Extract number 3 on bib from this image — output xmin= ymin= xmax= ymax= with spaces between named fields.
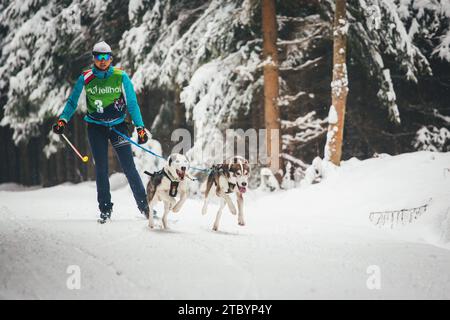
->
xmin=95 ymin=100 xmax=104 ymax=113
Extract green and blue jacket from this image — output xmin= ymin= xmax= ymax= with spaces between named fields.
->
xmin=59 ymin=65 xmax=145 ymax=127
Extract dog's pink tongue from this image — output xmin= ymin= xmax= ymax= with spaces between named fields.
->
xmin=239 ymin=186 xmax=247 ymax=193
xmin=177 ymin=170 xmax=185 ymax=179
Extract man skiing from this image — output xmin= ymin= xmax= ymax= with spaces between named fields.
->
xmin=52 ymin=41 xmax=150 ymax=223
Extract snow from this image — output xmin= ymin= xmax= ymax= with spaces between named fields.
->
xmin=339 ymin=0 xmax=434 ymax=123
xmin=1 ymin=151 xmax=449 ymax=299
xmin=281 ymin=111 xmax=327 ymax=152
xmin=365 ymin=4 xmax=381 ymax=30
xmin=258 ymin=168 xmax=280 ymax=192
xmin=377 ymin=68 xmax=401 ymax=124
xmin=414 ymin=126 xmax=450 ymax=152
xmin=396 ymin=0 xmax=450 ymax=62
xmin=433 ymin=30 xmax=450 ymax=62
xmin=324 ymin=127 xmax=336 ymax=162
xmin=334 ymin=18 xmax=349 ymax=36
xmin=433 ymin=109 xmax=450 ymax=124
xmin=128 ymin=0 xmax=145 ymax=22
xmin=123 ymin=0 xmax=244 ymax=91
xmin=0 ymin=0 xmax=113 ymax=146
xmin=331 ymin=63 xmax=348 ymax=98
xmin=327 ymin=105 xmax=338 ymax=124
xmin=180 ymin=45 xmax=262 ymax=167
xmin=239 ymin=0 xmax=254 ymax=26
xmin=278 ymin=91 xmax=306 ymax=106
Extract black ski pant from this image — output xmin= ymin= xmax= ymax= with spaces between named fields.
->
xmin=87 ymin=122 xmax=148 ymax=213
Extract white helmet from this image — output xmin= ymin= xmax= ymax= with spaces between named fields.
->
xmin=92 ymin=41 xmax=112 ymax=54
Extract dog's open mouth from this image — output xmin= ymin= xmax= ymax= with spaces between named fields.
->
xmin=237 ymin=184 xmax=247 ymax=193
xmin=176 ymin=169 xmax=185 ymax=180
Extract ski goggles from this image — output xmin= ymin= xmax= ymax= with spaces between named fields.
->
xmin=93 ymin=53 xmax=112 ymax=61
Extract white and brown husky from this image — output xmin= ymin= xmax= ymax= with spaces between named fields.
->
xmin=145 ymin=153 xmax=191 ymax=229
xmin=202 ymin=156 xmax=251 ymax=231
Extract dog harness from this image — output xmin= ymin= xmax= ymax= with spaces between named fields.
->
xmin=226 ymin=182 xmax=236 ymax=194
xmin=210 ymin=165 xmax=237 ymax=194
xmin=144 ymin=169 xmax=180 ymax=197
xmin=163 ymin=170 xmax=180 ymax=197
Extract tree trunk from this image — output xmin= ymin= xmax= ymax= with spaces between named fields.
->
xmin=261 ymin=0 xmax=282 ymax=178
xmin=174 ymin=84 xmax=186 ymax=129
xmin=324 ymin=0 xmax=349 ymax=165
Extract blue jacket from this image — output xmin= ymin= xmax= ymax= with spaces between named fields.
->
xmin=59 ymin=66 xmax=145 ymax=127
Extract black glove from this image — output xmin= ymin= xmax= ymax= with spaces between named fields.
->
xmin=52 ymin=119 xmax=66 ymax=135
xmin=137 ymin=127 xmax=148 ymax=144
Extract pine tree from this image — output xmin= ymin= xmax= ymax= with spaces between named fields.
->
xmin=1 ymin=0 xmax=448 ymax=186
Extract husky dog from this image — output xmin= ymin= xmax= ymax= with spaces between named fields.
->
xmin=145 ymin=153 xmax=190 ymax=229
xmin=202 ymin=156 xmax=251 ymax=231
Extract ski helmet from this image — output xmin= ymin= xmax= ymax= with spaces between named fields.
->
xmin=92 ymin=41 xmax=112 ymax=55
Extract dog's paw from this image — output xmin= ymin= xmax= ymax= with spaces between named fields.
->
xmin=212 ymin=225 xmax=218 ymax=231
xmin=238 ymin=217 xmax=245 ymax=226
xmin=230 ymin=206 xmax=237 ymax=216
xmin=148 ymin=216 xmax=155 ymax=229
xmin=172 ymin=204 xmax=181 ymax=213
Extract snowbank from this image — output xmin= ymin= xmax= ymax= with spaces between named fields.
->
xmin=0 ymin=151 xmax=449 ymax=299
xmin=262 ymin=151 xmax=450 ymax=248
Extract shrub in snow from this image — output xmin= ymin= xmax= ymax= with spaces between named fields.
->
xmin=372 ymin=153 xmax=392 ymax=159
xmin=281 ymin=161 xmax=296 ymax=189
xmin=280 ymin=154 xmax=307 ymax=189
xmin=301 ymin=156 xmax=338 ymax=187
xmin=258 ymin=168 xmax=280 ymax=192
xmin=301 ymin=156 xmax=322 ymax=186
xmin=413 ymin=126 xmax=450 ymax=152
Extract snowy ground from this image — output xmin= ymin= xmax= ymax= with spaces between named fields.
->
xmin=0 ymin=151 xmax=449 ymax=299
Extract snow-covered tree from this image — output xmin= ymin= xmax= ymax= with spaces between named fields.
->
xmin=1 ymin=0 xmax=448 ymax=186
xmin=413 ymin=126 xmax=450 ymax=152
xmin=321 ymin=0 xmax=432 ymax=125
xmin=396 ymin=0 xmax=450 ymax=63
xmin=0 ymin=0 xmax=130 ymax=145
xmin=119 ymin=0 xmax=262 ymax=167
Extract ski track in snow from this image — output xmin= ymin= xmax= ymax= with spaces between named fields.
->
xmin=0 ymin=151 xmax=450 ymax=299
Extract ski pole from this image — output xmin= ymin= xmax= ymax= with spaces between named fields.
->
xmin=61 ymin=134 xmax=89 ymax=163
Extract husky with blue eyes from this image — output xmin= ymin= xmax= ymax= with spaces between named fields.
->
xmin=145 ymin=153 xmax=191 ymax=229
xmin=202 ymin=156 xmax=251 ymax=231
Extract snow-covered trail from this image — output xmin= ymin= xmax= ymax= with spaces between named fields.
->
xmin=1 ymin=152 xmax=449 ymax=299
